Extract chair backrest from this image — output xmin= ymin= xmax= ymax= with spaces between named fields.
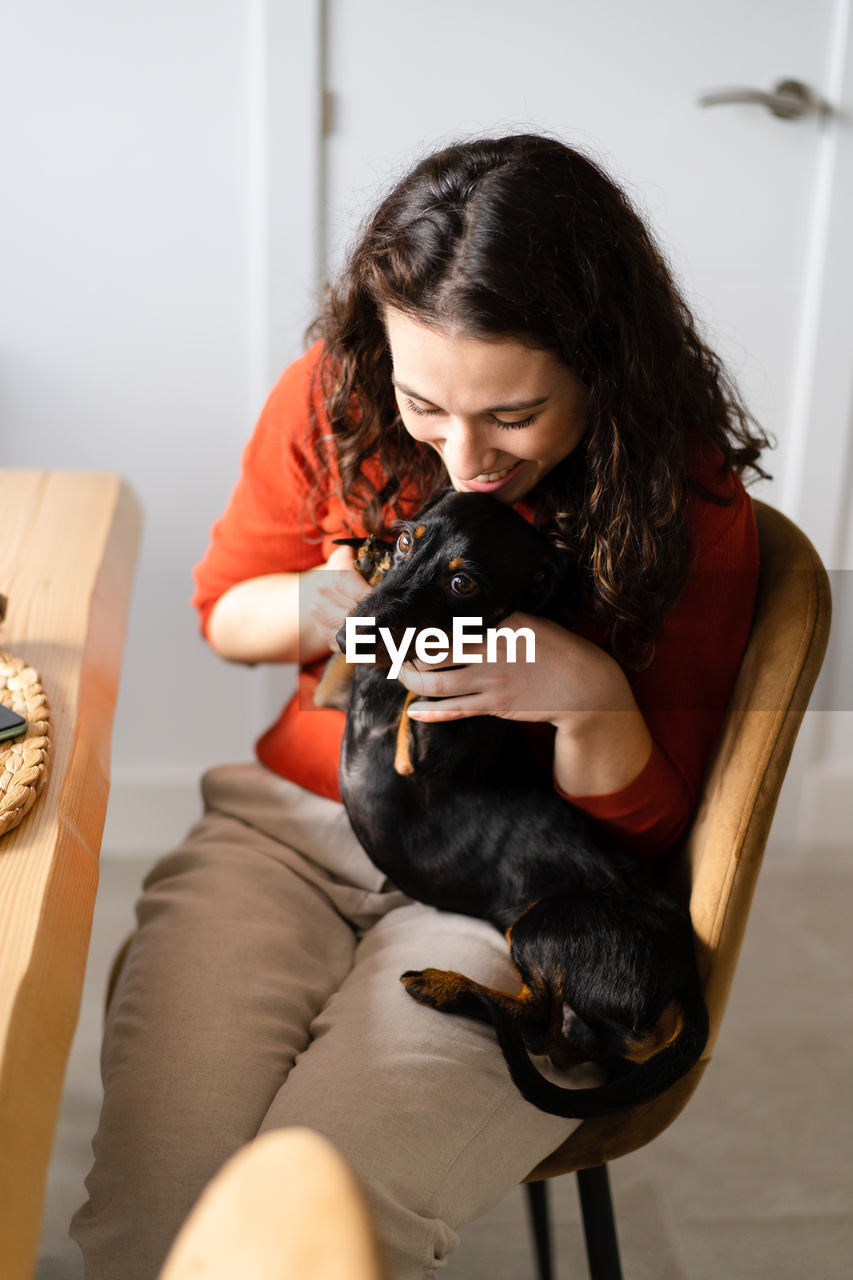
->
xmin=528 ymin=500 xmax=832 ymax=1178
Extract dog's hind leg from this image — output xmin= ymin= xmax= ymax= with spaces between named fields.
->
xmin=400 ymin=967 xmax=546 ymax=1026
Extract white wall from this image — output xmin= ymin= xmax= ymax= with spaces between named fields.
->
xmin=1 ymin=2 xmax=320 ymax=851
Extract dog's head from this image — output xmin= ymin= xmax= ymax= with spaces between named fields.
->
xmin=336 ymin=491 xmax=571 ymax=662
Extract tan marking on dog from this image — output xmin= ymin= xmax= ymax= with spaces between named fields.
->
xmin=393 ymin=689 xmax=418 ymax=776
xmin=448 ymin=556 xmax=466 ymax=570
xmin=413 ymin=524 xmax=426 ymax=539
xmin=367 ymin=550 xmax=392 ymax=586
xmin=403 ymin=968 xmax=536 ymax=1012
xmin=402 ymin=969 xmax=470 ymax=1002
xmin=313 ymin=654 xmax=354 ymax=708
xmin=622 ymin=1000 xmax=685 ymax=1064
xmin=504 ymin=900 xmax=540 ymax=944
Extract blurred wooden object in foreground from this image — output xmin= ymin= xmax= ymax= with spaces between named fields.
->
xmin=160 ymin=1128 xmax=387 ymax=1280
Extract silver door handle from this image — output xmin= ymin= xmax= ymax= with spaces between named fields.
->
xmin=697 ymin=78 xmax=818 ymax=120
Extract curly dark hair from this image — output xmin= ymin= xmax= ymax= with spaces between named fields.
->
xmin=307 ymin=133 xmax=770 ymax=654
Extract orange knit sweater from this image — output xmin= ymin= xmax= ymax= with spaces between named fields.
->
xmin=192 ymin=342 xmax=759 ymax=857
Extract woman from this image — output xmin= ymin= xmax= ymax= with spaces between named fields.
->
xmin=72 ymin=134 xmax=768 ymax=1279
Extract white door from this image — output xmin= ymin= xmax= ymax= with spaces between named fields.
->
xmin=323 ymin=0 xmax=846 ymax=551
xmin=311 ymin=0 xmax=853 ymax=845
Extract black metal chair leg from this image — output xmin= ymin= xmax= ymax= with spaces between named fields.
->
xmin=524 ymin=1180 xmax=554 ymax=1280
xmin=575 ymin=1164 xmax=624 ymax=1280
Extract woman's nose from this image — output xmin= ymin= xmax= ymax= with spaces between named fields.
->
xmin=441 ymin=420 xmax=498 ymax=480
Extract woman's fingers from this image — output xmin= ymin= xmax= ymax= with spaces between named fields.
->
xmin=323 ymin=545 xmax=360 ymax=572
xmin=307 ymin=549 xmax=374 ymax=651
xmin=397 ymin=663 xmax=480 ymax=699
xmin=406 ymin=695 xmax=485 ymax=722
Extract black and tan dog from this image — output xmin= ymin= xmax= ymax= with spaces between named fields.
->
xmin=328 ymin=491 xmax=708 ymax=1119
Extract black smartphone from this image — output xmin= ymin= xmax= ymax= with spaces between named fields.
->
xmin=0 ymin=704 xmax=27 ymax=742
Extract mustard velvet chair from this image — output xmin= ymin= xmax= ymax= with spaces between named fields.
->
xmin=521 ymin=499 xmax=832 ymax=1280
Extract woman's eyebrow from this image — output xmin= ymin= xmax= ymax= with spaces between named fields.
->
xmin=392 ymin=377 xmax=549 ymax=413
xmin=483 ymin=396 xmax=549 ymax=412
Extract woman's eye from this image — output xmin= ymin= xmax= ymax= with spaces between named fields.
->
xmin=405 ymin=397 xmax=440 ymax=417
xmin=397 ymin=531 xmax=414 ymax=554
xmin=404 ymin=397 xmax=537 ymax=429
xmin=450 ymin=574 xmax=476 ymax=596
xmin=489 ymin=413 xmax=538 ymax=430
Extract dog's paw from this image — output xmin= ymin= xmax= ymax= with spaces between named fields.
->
xmin=400 ymin=968 xmax=439 ymax=1007
xmin=400 ymin=967 xmax=467 ymax=1009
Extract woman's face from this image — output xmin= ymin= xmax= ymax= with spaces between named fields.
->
xmin=386 ymin=307 xmax=587 ymax=505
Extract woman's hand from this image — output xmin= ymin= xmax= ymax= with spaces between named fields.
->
xmin=397 ymin=612 xmax=619 ymax=724
xmin=205 ymin=546 xmax=373 ymax=668
xmin=308 ymin=545 xmax=374 ymax=654
xmin=397 ymin=612 xmax=653 ymax=796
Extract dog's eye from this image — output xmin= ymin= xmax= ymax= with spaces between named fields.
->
xmin=450 ymin=574 xmax=477 ymax=597
xmin=397 ymin=531 xmax=414 ymax=555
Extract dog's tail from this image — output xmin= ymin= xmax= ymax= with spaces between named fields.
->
xmin=484 ymin=985 xmax=709 ymax=1119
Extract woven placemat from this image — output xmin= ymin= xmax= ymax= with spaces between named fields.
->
xmin=0 ymin=647 xmax=52 ymax=838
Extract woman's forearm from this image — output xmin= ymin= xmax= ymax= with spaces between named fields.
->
xmin=399 ymin=611 xmax=655 ymax=796
xmin=206 ymin=572 xmax=330 ymax=666
xmin=552 ymin=707 xmax=653 ymax=798
xmin=543 ymin=630 xmax=654 ymax=798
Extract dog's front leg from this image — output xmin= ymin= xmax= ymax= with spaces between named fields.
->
xmin=313 ymin=653 xmax=355 ymax=711
xmin=393 ymin=690 xmax=418 ymax=775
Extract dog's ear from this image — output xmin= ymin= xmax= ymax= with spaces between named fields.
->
xmin=333 ymin=534 xmax=395 ymax=586
xmin=332 ymin=534 xmax=395 ymax=556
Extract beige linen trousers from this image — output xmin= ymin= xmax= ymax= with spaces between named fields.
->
xmin=71 ymin=763 xmax=593 ymax=1278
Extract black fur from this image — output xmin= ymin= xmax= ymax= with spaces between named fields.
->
xmin=336 ymin=491 xmax=708 ymax=1118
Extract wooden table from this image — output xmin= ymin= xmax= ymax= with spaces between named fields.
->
xmin=0 ymin=471 xmax=141 ymax=1279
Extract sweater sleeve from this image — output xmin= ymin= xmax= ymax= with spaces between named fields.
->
xmin=559 ymin=472 xmax=759 ymax=856
xmin=191 ymin=342 xmax=334 ymax=637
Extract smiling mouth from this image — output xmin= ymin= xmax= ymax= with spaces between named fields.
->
xmin=471 ymin=464 xmax=515 ymax=483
